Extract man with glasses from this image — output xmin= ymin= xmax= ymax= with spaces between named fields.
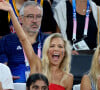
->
xmin=0 ymin=1 xmax=49 ymax=83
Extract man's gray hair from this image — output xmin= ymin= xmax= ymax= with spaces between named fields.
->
xmin=19 ymin=1 xmax=43 ymax=16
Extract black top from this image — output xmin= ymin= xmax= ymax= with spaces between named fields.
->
xmin=66 ymin=1 xmax=97 ymax=49
xmin=0 ymin=10 xmax=10 ymax=36
xmin=41 ymin=0 xmax=56 ymax=33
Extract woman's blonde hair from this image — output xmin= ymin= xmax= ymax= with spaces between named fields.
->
xmin=42 ymin=33 xmax=72 ymax=82
xmin=89 ymin=45 xmax=100 ymax=89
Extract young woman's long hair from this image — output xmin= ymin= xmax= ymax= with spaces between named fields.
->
xmin=42 ymin=33 xmax=72 ymax=82
xmin=89 ymin=45 xmax=100 ymax=89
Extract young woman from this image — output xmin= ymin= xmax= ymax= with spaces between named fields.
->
xmin=81 ymin=45 xmax=100 ymax=90
xmin=26 ymin=73 xmax=49 ymax=90
xmin=0 ymin=0 xmax=73 ymax=90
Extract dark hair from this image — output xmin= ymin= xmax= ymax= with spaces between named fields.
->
xmin=26 ymin=73 xmax=49 ymax=90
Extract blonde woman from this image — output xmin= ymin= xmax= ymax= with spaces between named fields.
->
xmin=23 ymin=33 xmax=73 ymax=90
xmin=26 ymin=33 xmax=73 ymax=90
xmin=24 ymin=32 xmax=73 ymax=90
xmin=81 ymin=45 xmax=100 ymax=90
xmin=0 ymin=0 xmax=73 ymax=89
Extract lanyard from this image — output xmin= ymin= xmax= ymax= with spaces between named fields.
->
xmin=38 ymin=31 xmax=41 ymax=58
xmin=38 ymin=43 xmax=41 ymax=58
xmin=23 ymin=49 xmax=30 ymax=80
xmin=23 ymin=49 xmax=29 ymax=67
xmin=72 ymin=0 xmax=90 ymax=42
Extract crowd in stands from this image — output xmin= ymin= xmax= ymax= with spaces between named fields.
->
xmin=0 ymin=0 xmax=100 ymax=90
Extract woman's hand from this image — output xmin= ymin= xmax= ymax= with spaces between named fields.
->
xmin=0 ymin=0 xmax=12 ymax=12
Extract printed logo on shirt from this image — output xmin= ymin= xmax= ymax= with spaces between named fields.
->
xmin=16 ymin=45 xmax=22 ymax=50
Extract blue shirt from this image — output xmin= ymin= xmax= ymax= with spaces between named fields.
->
xmin=0 ymin=32 xmax=48 ymax=83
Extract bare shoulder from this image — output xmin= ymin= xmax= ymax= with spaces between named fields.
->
xmin=66 ymin=73 xmax=73 ymax=85
xmin=81 ymin=75 xmax=91 ymax=90
xmin=64 ymin=73 xmax=73 ymax=80
xmin=62 ymin=73 xmax=73 ymax=90
xmin=81 ymin=75 xmax=90 ymax=83
xmin=67 ymin=73 xmax=73 ymax=78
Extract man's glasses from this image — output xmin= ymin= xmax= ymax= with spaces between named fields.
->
xmin=24 ymin=14 xmax=42 ymax=21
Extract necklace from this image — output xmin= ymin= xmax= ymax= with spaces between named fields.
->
xmin=76 ymin=0 xmax=87 ymax=13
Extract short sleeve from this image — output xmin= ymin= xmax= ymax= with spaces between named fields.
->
xmin=0 ymin=63 xmax=14 ymax=89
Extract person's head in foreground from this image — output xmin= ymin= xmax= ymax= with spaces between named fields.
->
xmin=42 ymin=33 xmax=72 ymax=81
xmin=26 ymin=73 xmax=49 ymax=90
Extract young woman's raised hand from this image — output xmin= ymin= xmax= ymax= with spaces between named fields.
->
xmin=0 ymin=0 xmax=12 ymax=12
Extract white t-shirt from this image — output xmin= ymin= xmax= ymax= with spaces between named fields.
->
xmin=0 ymin=63 xmax=14 ymax=89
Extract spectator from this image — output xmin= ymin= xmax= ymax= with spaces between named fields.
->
xmin=81 ymin=45 xmax=100 ymax=90
xmin=0 ymin=1 xmax=48 ymax=83
xmin=0 ymin=1 xmax=73 ymax=89
xmin=54 ymin=0 xmax=99 ymax=54
xmin=9 ymin=0 xmax=57 ymax=34
xmin=18 ymin=31 xmax=74 ymax=89
xmin=0 ymin=0 xmax=56 ymax=37
xmin=26 ymin=73 xmax=49 ymax=90
xmin=0 ymin=63 xmax=14 ymax=90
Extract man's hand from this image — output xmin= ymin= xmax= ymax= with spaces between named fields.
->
xmin=12 ymin=76 xmax=20 ymax=80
